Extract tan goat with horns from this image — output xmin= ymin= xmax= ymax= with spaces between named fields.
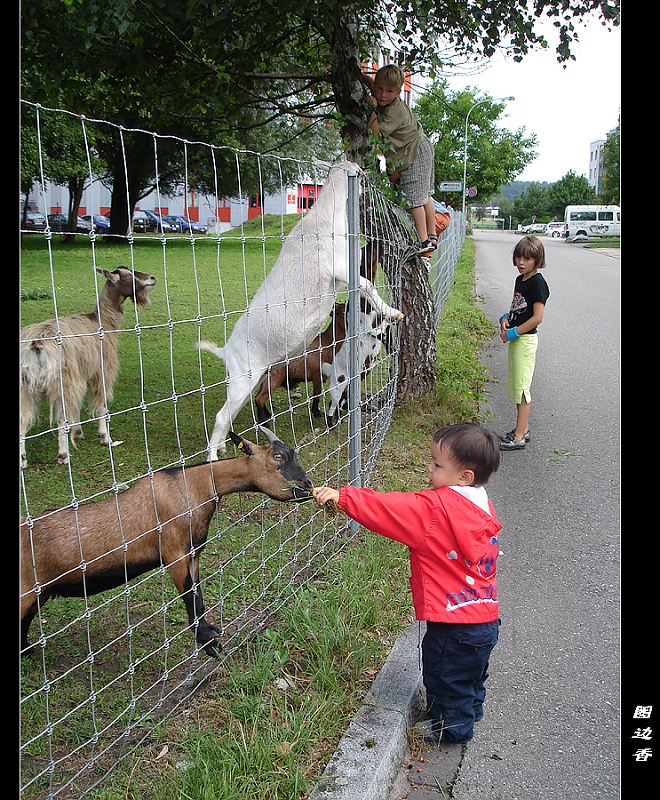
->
xmin=20 ymin=266 xmax=156 ymax=467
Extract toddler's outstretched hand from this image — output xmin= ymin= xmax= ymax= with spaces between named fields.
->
xmin=313 ymin=486 xmax=341 ymax=513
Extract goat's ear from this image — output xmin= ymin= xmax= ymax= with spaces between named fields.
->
xmin=228 ymin=431 xmax=254 ymax=456
xmin=96 ymin=268 xmax=119 ymax=283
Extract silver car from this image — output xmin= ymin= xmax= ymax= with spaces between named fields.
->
xmin=545 ymin=222 xmax=567 ymax=238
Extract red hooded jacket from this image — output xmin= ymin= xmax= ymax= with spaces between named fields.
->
xmin=338 ymin=484 xmax=502 ymax=624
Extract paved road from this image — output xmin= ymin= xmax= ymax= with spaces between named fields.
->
xmin=450 ymin=230 xmax=620 ymax=798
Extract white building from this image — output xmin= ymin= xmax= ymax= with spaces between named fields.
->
xmin=588 ymin=139 xmax=606 ymax=194
xmin=25 ymin=177 xmax=323 ymax=233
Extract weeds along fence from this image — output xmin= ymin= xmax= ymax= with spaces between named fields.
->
xmin=19 ymin=100 xmax=466 ymax=799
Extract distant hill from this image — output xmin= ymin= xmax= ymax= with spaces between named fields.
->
xmin=498 ymin=181 xmax=552 ymax=202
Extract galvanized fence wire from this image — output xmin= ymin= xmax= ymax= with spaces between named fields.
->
xmin=19 ymin=101 xmax=465 ymax=799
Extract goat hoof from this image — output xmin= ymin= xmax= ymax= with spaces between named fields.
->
xmin=58 ymin=453 xmax=69 ymax=465
xmin=202 ymin=638 xmax=222 ymax=658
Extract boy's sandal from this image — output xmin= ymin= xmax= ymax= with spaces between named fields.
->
xmin=428 ymin=234 xmax=438 ymax=248
xmin=503 ymin=429 xmax=530 ymax=443
xmin=499 ymin=431 xmax=527 ymax=450
xmin=416 ymin=238 xmax=436 ymax=255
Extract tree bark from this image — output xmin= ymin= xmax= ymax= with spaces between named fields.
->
xmin=394 ymin=255 xmax=436 ymax=401
xmin=327 ymin=14 xmax=370 ymax=164
xmin=362 ymin=196 xmax=437 ymax=402
xmin=63 ymin=175 xmax=85 ymax=244
xmin=104 ymin=136 xmax=156 ymax=239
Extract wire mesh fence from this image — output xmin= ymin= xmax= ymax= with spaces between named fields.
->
xmin=19 ymin=101 xmax=466 ymax=798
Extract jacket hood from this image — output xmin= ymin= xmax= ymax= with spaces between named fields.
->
xmin=437 ymin=487 xmax=502 ymax=565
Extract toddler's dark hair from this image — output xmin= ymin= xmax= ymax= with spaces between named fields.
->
xmin=433 ymin=423 xmax=500 ymax=486
xmin=513 ymin=235 xmax=546 ymax=268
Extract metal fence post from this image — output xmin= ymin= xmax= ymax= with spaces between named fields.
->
xmin=347 ymin=170 xmax=362 ymax=489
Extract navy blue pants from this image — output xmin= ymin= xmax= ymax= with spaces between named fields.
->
xmin=422 ymin=619 xmax=500 ymax=743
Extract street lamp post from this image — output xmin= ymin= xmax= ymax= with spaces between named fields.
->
xmin=461 ymin=96 xmax=515 ymax=218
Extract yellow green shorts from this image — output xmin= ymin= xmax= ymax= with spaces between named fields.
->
xmin=508 ymin=333 xmax=538 ymax=404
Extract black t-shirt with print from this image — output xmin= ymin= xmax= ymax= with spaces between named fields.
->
xmin=508 ymin=272 xmax=550 ymax=334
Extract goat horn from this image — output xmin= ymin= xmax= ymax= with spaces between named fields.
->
xmin=258 ymin=425 xmax=282 ymax=444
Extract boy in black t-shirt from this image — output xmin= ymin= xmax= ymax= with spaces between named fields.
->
xmin=498 ymin=236 xmax=550 ymax=451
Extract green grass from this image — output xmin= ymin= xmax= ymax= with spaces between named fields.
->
xmin=580 ymin=236 xmax=620 ymax=248
xmin=20 ymin=227 xmax=493 ymax=799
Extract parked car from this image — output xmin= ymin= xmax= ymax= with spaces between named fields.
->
xmin=21 ymin=211 xmax=47 ymax=232
xmin=165 ymin=214 xmax=208 ymax=234
xmin=81 ymin=214 xmax=111 ymax=232
xmin=139 ymin=209 xmax=177 ymax=233
xmin=132 ymin=212 xmax=148 ymax=233
xmin=47 ymin=213 xmax=92 ymax=232
xmin=545 ymin=221 xmax=568 ymax=238
xmin=522 ymin=223 xmax=546 ymax=234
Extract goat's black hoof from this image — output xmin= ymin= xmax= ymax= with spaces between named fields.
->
xmin=198 ymin=622 xmax=222 ymax=658
xmin=202 ymin=638 xmax=222 ymax=658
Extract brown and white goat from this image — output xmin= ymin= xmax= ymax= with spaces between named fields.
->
xmin=253 ymin=242 xmax=390 ymax=424
xmin=323 ymin=305 xmax=392 ymax=424
xmin=20 ymin=427 xmax=313 ymax=658
xmin=254 ymin=302 xmax=348 ymax=423
xmin=20 ymin=266 xmax=156 ymax=467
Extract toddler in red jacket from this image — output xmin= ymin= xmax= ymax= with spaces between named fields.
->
xmin=313 ymin=422 xmax=501 ymax=744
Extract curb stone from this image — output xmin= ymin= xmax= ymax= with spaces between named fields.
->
xmin=309 ymin=623 xmax=424 ymax=800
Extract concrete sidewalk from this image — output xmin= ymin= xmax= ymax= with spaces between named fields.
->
xmin=309 ymin=623 xmax=465 ymax=800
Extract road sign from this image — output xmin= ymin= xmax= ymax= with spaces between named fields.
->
xmin=439 ymin=181 xmax=463 ymax=192
xmin=468 ymin=187 xmax=478 ymax=197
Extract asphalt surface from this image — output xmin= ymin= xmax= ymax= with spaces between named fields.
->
xmin=312 ymin=231 xmax=622 ymax=800
xmin=440 ymin=231 xmax=621 ymax=799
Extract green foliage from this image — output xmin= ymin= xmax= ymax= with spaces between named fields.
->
xmin=413 ymin=80 xmax=537 ymax=202
xmin=22 ymin=1 xmax=619 ymax=214
xmin=546 ymin=171 xmax=596 ymax=217
xmin=600 ymin=125 xmax=620 ymax=204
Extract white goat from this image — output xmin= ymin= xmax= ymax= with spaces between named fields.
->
xmin=20 ymin=267 xmax=156 ymax=467
xmin=199 ymin=160 xmax=403 ymax=459
xmin=323 ymin=305 xmax=391 ymax=422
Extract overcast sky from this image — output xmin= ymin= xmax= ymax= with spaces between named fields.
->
xmin=441 ymin=15 xmax=621 ymax=183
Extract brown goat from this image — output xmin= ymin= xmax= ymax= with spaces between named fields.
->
xmin=20 ymin=427 xmax=313 ymax=658
xmin=20 ymin=266 xmax=156 ymax=467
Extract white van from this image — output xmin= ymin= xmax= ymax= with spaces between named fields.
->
xmin=564 ymin=205 xmax=620 ymax=238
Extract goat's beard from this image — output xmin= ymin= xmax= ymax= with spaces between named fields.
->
xmin=135 ymin=289 xmax=154 ymax=308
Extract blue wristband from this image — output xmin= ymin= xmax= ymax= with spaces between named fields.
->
xmin=505 ymin=326 xmax=521 ymax=341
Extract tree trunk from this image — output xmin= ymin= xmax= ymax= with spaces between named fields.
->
xmin=106 ymin=138 xmax=155 ymax=240
xmin=63 ymin=175 xmax=85 ymax=244
xmin=362 ymin=193 xmax=437 ymax=402
xmin=327 ymin=14 xmax=370 ymax=165
xmin=394 ymin=255 xmax=437 ymax=401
